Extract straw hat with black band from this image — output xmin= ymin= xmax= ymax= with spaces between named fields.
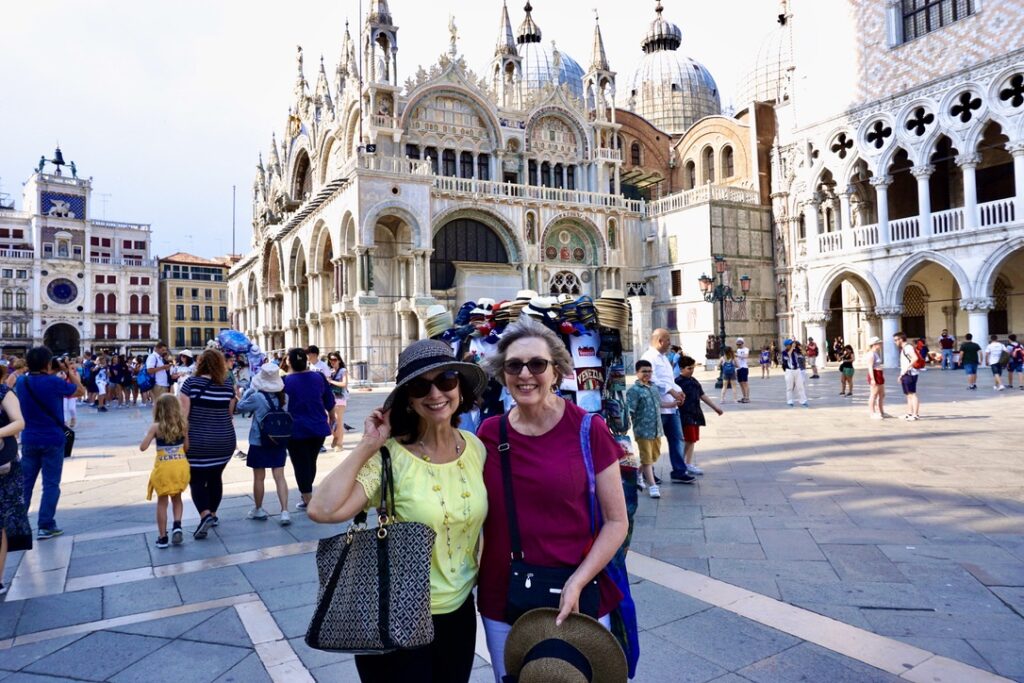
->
xmin=503 ymin=608 xmax=627 ymax=683
xmin=382 ymin=339 xmax=488 ymax=413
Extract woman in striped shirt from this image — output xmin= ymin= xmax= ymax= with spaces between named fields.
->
xmin=179 ymin=349 xmax=238 ymax=539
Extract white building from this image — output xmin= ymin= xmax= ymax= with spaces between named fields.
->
xmin=0 ymin=150 xmax=159 ymax=357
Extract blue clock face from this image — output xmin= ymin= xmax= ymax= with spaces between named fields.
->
xmin=47 ymin=279 xmax=78 ymax=305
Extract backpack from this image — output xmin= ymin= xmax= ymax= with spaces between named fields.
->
xmin=136 ymin=367 xmax=155 ymax=392
xmin=1011 ymin=344 xmax=1024 ymax=362
xmin=258 ymin=392 xmax=293 ymax=446
xmin=80 ymin=361 xmax=94 ymax=383
xmin=721 ymin=360 xmax=736 ymax=377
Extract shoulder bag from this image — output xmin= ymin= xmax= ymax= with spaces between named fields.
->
xmin=500 ymin=414 xmax=601 ymax=624
xmin=305 ymin=446 xmax=436 ymax=653
xmin=0 ymin=386 xmax=19 ymax=474
xmin=23 ymin=376 xmax=75 ymax=459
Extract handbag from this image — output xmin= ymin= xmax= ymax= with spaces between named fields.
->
xmin=499 ymin=414 xmax=601 ymax=625
xmin=23 ymin=376 xmax=75 ymax=459
xmin=0 ymin=385 xmax=18 ymax=474
xmin=305 ymin=446 xmax=436 ymax=653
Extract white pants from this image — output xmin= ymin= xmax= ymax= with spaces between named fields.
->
xmin=785 ymin=369 xmax=807 ymax=404
xmin=483 ymin=613 xmax=611 ymax=683
xmin=63 ymin=397 xmax=78 ymax=423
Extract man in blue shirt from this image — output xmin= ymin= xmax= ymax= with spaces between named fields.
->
xmin=16 ymin=346 xmax=85 ymax=539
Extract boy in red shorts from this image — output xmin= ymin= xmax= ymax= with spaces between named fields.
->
xmin=674 ymin=356 xmax=724 ymax=476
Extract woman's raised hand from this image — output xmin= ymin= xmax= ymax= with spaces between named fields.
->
xmin=362 ymin=408 xmax=391 ymax=449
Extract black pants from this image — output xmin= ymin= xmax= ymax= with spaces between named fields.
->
xmin=287 ymin=436 xmax=324 ymax=494
xmin=355 ymin=594 xmax=477 ymax=683
xmin=189 ymin=462 xmax=228 ymax=514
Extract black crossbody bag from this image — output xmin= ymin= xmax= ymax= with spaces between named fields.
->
xmin=23 ymin=376 xmax=75 ymax=459
xmin=499 ymin=414 xmax=600 ymax=624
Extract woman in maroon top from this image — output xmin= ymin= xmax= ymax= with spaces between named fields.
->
xmin=478 ymin=316 xmax=628 ymax=682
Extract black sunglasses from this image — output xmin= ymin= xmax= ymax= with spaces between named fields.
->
xmin=503 ymin=358 xmax=554 ymax=376
xmin=406 ymin=370 xmax=460 ymax=398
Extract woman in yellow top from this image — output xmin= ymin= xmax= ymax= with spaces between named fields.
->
xmin=309 ymin=339 xmax=488 ymax=683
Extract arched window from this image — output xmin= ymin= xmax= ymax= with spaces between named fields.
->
xmin=292 ymin=151 xmax=312 ymax=200
xmin=553 ymin=164 xmax=564 ymax=189
xmin=424 ymin=147 xmax=439 ymax=175
xmin=15 ymin=289 xmax=26 ymax=310
xmin=528 ymin=160 xmax=538 ymax=185
xmin=1 ymin=289 xmax=11 ymax=310
xmin=607 ymin=219 xmax=617 ymax=250
xmin=541 ymin=162 xmax=552 ymax=188
xmin=430 ymin=219 xmax=509 ymax=290
xmin=442 ymin=149 xmax=457 ymax=176
xmin=989 ymin=276 xmax=1010 ymax=335
xmin=631 ymin=142 xmax=642 ymax=166
xmin=130 ymin=294 xmax=139 ymax=314
xmin=141 ymin=295 xmax=151 ymax=314
xmin=703 ymin=147 xmax=715 ymax=183
xmin=107 ymin=293 xmax=117 ymax=313
xmin=566 ymin=166 xmax=576 ymax=190
xmin=459 ymin=151 xmax=474 ymax=179
xmin=95 ymin=293 xmax=105 ymax=313
xmin=477 ymin=153 xmax=491 ymax=181
xmin=685 ymin=161 xmax=696 ymax=190
xmin=722 ymin=146 xmax=735 ymax=178
xmin=550 ymin=271 xmax=582 ymax=295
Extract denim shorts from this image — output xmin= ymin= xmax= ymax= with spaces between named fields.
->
xmin=963 ymin=363 xmax=978 ymax=375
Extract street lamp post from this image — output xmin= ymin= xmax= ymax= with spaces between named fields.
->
xmin=698 ymin=256 xmax=752 ymax=389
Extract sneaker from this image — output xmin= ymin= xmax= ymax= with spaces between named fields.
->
xmin=194 ymin=514 xmax=214 ymax=539
xmin=319 ymin=446 xmax=328 ymax=453
xmin=687 ymin=463 xmax=704 ymax=475
xmin=636 ymin=477 xmax=646 ymax=491
xmin=296 ymin=501 xmax=308 ymax=511
xmin=211 ymin=515 xmax=219 ymax=527
xmin=670 ymin=473 xmax=696 ymax=485
xmin=37 ymin=527 xmax=64 ymax=540
xmin=903 ymin=414 xmax=918 ymax=421
xmin=870 ymin=413 xmax=883 ymax=420
xmin=98 ymin=406 xmax=108 ymax=413
xmin=787 ymin=401 xmax=794 ymax=407
xmin=247 ymin=507 xmax=269 ymax=521
xmin=997 ymin=385 xmax=1006 ymax=391
xmin=802 ymin=402 xmax=809 ymax=408
xmin=279 ymin=510 xmax=292 ymax=526
xmin=648 ymin=484 xmax=661 ymax=499
xmin=155 ymin=536 xmax=169 ymax=549
xmin=234 ymin=449 xmax=247 ymax=460
xmin=171 ymin=526 xmax=184 ymax=545
xmin=654 ymin=475 xmax=662 ymax=485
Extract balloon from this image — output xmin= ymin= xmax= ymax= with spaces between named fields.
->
xmin=560 ymin=321 xmax=575 ymax=335
xmin=217 ymin=329 xmax=252 ymax=353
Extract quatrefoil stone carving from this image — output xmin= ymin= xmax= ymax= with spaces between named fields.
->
xmin=950 ymin=92 xmax=982 ymax=123
xmin=866 ymin=121 xmax=892 ymax=149
xmin=905 ymin=107 xmax=934 ymax=136
xmin=831 ymin=133 xmax=854 ymax=159
xmin=1000 ymin=74 xmax=1024 ymax=108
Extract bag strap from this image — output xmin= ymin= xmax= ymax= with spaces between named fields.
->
xmin=499 ymin=414 xmax=525 ymax=561
xmin=579 ymin=413 xmax=600 ymax=538
xmin=23 ymin=376 xmax=67 ymax=431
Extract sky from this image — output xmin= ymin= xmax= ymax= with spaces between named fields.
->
xmin=0 ymin=0 xmax=781 ymax=259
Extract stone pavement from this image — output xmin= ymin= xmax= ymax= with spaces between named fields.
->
xmin=1 ymin=365 xmax=1022 ymax=681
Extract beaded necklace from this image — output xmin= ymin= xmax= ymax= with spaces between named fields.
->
xmin=412 ymin=431 xmax=474 ymax=575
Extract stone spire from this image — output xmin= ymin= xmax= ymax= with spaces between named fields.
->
xmin=495 ymin=1 xmax=518 ymax=57
xmin=269 ymin=132 xmax=281 ymax=175
xmin=315 ymin=55 xmax=333 ymax=111
xmin=590 ymin=10 xmax=609 ymax=71
xmin=517 ymin=1 xmax=541 ymax=44
xmin=368 ymin=0 xmax=392 ymax=24
xmin=294 ymin=45 xmax=308 ymax=100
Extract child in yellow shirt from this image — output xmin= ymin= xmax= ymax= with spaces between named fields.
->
xmin=142 ymin=394 xmax=190 ymax=548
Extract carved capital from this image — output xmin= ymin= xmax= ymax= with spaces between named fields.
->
xmin=874 ymin=305 xmax=903 ymax=317
xmin=960 ymin=297 xmax=995 ymax=312
xmin=910 ymin=165 xmax=935 ymax=179
xmin=804 ymin=311 xmax=831 ymax=325
xmin=1007 ymin=141 xmax=1024 ymax=157
xmin=955 ymin=153 xmax=981 ymax=168
xmin=869 ymin=175 xmax=893 ymax=189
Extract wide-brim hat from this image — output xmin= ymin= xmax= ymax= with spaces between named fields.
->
xmin=179 ymin=349 xmax=194 ymax=358
xmin=868 ymin=336 xmax=882 ymax=346
xmin=424 ymin=305 xmax=454 ymax=339
xmin=382 ymin=339 xmax=488 ymax=412
xmin=504 ymin=608 xmax=627 ymax=683
xmin=251 ymin=362 xmax=284 ymax=393
xmin=735 ymin=337 xmax=745 ymax=344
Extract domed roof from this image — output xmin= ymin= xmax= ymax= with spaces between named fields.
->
xmin=514 ymin=2 xmax=584 ymax=100
xmin=624 ymin=2 xmax=720 ymax=134
xmin=736 ymin=3 xmax=793 ymax=107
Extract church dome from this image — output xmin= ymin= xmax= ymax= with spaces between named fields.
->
xmin=624 ymin=2 xmax=720 ymax=134
xmin=515 ymin=2 xmax=585 ymax=100
xmin=736 ymin=3 xmax=793 ymax=108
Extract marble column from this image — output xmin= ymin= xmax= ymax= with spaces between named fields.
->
xmin=804 ymin=195 xmax=822 ymax=256
xmin=912 ymin=165 xmax=934 ymax=237
xmin=962 ymin=298 xmax=993 ymax=347
xmin=839 ymin=188 xmax=853 ymax=233
xmin=1009 ymin=142 xmax=1024 ymax=217
xmin=876 ymin=306 xmax=903 ymax=368
xmin=803 ymin=312 xmax=829 ymax=360
xmin=399 ymin=311 xmax=411 ymax=348
xmin=956 ymin=154 xmax=980 ymax=229
xmin=354 ymin=248 xmax=367 ymax=296
xmin=871 ymin=176 xmax=893 ymax=245
xmin=411 ymin=250 xmax=424 ymax=298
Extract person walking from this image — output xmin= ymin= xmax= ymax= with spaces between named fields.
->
xmin=146 ymin=342 xmax=174 ymax=399
xmin=283 ymin=347 xmax=334 ymax=511
xmin=236 ymin=363 xmax=291 ymax=525
xmin=0 ymin=372 xmax=28 ymax=596
xmin=477 ymin=316 xmax=627 ymax=682
xmin=806 ymin=337 xmax=820 ymax=378
xmin=1007 ymin=334 xmax=1024 ymax=389
xmin=735 ymin=338 xmax=751 ymax=403
xmin=640 ymin=329 xmax=695 ymax=483
xmin=959 ymin=333 xmax=982 ymax=390
xmin=325 ymin=352 xmax=349 ymax=450
xmin=865 ymin=337 xmax=887 ymax=419
xmin=760 ymin=344 xmax=771 ymax=378
xmin=141 ymin=394 xmax=190 ymax=548
xmin=894 ymin=332 xmax=921 ymax=421
xmin=625 ymin=360 xmax=663 ymax=498
xmin=838 ymin=344 xmax=855 ymax=396
xmin=675 ymin=355 xmax=723 ymax=476
xmin=719 ymin=346 xmax=738 ymax=403
xmin=937 ymin=329 xmax=956 ymax=370
xmin=308 ymin=339 xmax=489 ymax=682
xmin=179 ymin=349 xmax=237 ymax=539
xmin=983 ymin=335 xmax=1008 ymax=391
xmin=782 ymin=339 xmax=808 ymax=407
xmin=94 ymin=356 xmax=110 ymax=413
xmin=16 ymin=347 xmax=85 ymax=539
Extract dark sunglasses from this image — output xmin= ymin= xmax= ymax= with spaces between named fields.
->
xmin=406 ymin=370 xmax=460 ymax=398
xmin=503 ymin=358 xmax=554 ymax=376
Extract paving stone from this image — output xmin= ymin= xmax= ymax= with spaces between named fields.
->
xmin=861 ymin=609 xmax=1024 ymax=641
xmin=109 ymin=640 xmax=250 ymax=683
xmin=173 ymin=565 xmax=254 ymax=604
xmin=311 ymin=659 xmax=361 ymax=682
xmin=629 ymin=580 xmax=711 ymax=630
xmin=704 ymin=517 xmax=757 ymax=544
xmin=0 ymin=635 xmax=84 ymax=672
xmin=24 ymin=630 xmax=168 ymax=680
xmin=709 ymin=559 xmax=840 ymax=585
xmin=289 ymin=635 xmax=354 ymax=670
xmin=15 ymin=589 xmax=103 ymax=635
xmin=702 ymin=543 xmax=767 ymax=560
xmin=149 ymin=536 xmax=231 ymax=566
xmin=878 ymin=543 xmax=1020 ymax=565
xmin=259 ymin=580 xmax=320 ymax=612
xmin=820 ymin=544 xmax=907 ymax=583
xmin=961 ymin=560 xmax=1024 ymax=587
xmin=0 ymin=599 xmax=25 ymax=640
xmin=103 ymin=575 xmax=182 ymax=619
xmin=109 ymin=608 xmax=222 ymax=638
xmin=634 ymin=630 xmax=728 ymax=682
xmin=777 ymin=579 xmax=931 ymax=610
xmin=967 ymin=638 xmax=1024 ymax=678
xmin=892 ymin=636 xmax=993 ymax=671
xmin=897 ymin=562 xmax=1013 ymax=615
xmin=651 ymin=608 xmax=800 ymax=670
xmin=180 ymin=607 xmax=252 ymax=648
xmin=784 ymin=602 xmax=874 ymax=630
xmin=991 ymin=586 xmax=1024 ymax=617
xmin=756 ymin=529 xmax=826 ymax=561
xmin=239 ymin=553 xmax=317 ymax=591
xmin=653 ymin=505 xmax=704 ymax=529
xmin=212 ymin=652 xmax=272 ymax=683
xmin=219 ymin=525 xmax=304 ymax=554
xmin=67 ymin=534 xmax=152 ymax=579
xmin=271 ymin=603 xmax=315 ymax=639
xmin=0 ymin=672 xmax=81 ymax=682
xmin=737 ymin=641 xmax=901 ymax=682
xmin=706 ymin=676 xmax=755 ymax=683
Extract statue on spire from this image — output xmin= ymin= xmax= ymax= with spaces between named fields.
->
xmin=448 ymin=15 xmax=458 ymax=56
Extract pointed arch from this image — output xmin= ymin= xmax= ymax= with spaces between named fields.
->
xmin=883 ymin=250 xmax=973 ymax=307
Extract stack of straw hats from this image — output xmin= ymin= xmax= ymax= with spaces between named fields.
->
xmin=424 ymin=304 xmax=454 ymax=338
xmin=595 ymin=289 xmax=629 ymax=329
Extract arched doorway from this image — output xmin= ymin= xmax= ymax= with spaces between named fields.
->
xmin=820 ymin=270 xmax=881 ymax=352
xmin=430 ymin=218 xmax=510 ymax=292
xmin=45 ymin=323 xmax=80 ymax=356
xmin=893 ymin=260 xmax=964 ymax=340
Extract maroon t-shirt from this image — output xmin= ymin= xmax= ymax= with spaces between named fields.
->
xmin=477 ymin=401 xmax=623 ymax=622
